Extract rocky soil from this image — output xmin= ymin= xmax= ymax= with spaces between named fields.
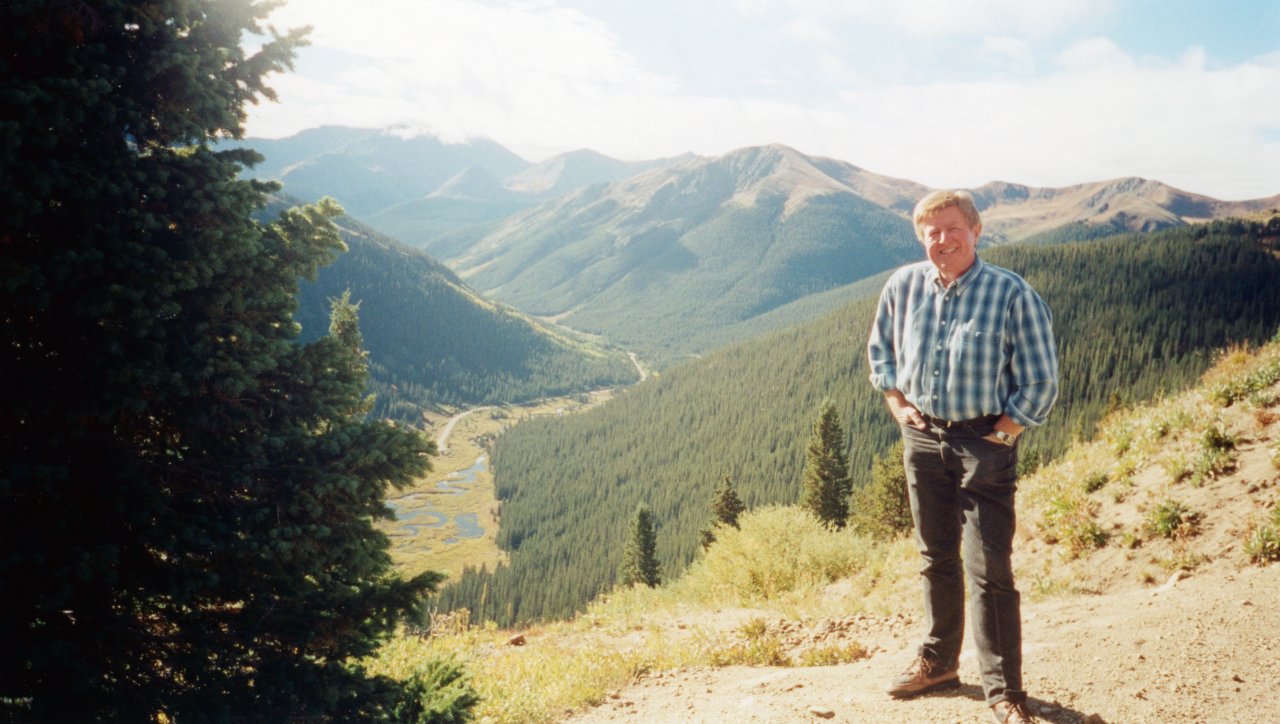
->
xmin=567 ymin=562 xmax=1279 ymax=722
xmin=564 ymin=381 xmax=1280 ymax=723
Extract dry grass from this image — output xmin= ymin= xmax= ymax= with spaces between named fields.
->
xmin=369 ymin=331 xmax=1280 ymax=723
xmin=1016 ymin=332 xmax=1280 ymax=598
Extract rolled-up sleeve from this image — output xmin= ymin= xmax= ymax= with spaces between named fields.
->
xmin=1004 ymin=289 xmax=1059 ymax=427
xmin=867 ymin=283 xmax=898 ymax=392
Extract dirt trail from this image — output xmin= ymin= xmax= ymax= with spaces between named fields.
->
xmin=566 ymin=562 xmax=1279 ymax=723
xmin=565 ymin=384 xmax=1280 ymax=723
xmin=435 ymin=406 xmax=494 ymax=454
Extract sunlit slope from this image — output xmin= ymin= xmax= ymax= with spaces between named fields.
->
xmin=453 ymin=145 xmax=922 ymax=365
xmin=435 ymin=218 xmax=1280 ymax=625
xmin=292 ymin=211 xmax=638 ymax=419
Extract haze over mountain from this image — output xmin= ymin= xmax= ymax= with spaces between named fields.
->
xmin=242 ymin=127 xmax=529 ymax=218
xmin=447 ymin=143 xmax=1279 ymax=365
xmin=240 ymin=127 xmax=1279 ymax=368
xmin=270 ymin=199 xmax=638 ymax=421
xmin=503 ymin=149 xmax=692 ymax=199
xmin=449 ymin=144 xmax=922 ymax=364
xmin=236 ymin=128 xmax=690 ymax=249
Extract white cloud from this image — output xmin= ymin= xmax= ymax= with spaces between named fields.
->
xmin=251 ymin=0 xmax=678 ymax=147
xmin=829 ymin=57 xmax=1280 ymax=199
xmin=245 ymin=0 xmax=1280 ymax=200
xmin=1054 ymin=37 xmax=1135 ymax=71
xmin=982 ymin=35 xmax=1035 ymax=74
xmin=753 ymin=0 xmax=1113 ymax=37
xmin=782 ymin=15 xmax=837 ymax=46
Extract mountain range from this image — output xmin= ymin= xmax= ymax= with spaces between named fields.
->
xmin=238 ymin=126 xmax=1280 ymax=369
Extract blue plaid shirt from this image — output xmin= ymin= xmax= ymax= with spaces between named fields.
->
xmin=867 ymin=257 xmax=1059 ymax=427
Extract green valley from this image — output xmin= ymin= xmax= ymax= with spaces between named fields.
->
xmin=433 ymin=218 xmax=1280 ymax=626
xmin=292 ymin=211 xmax=639 ymax=420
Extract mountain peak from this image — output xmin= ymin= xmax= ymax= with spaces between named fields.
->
xmin=712 ymin=144 xmax=853 ymax=216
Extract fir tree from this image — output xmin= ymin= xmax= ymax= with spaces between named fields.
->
xmin=801 ymin=401 xmax=854 ymax=528
xmin=620 ymin=505 xmax=662 ymax=587
xmin=850 ymin=439 xmax=913 ymax=539
xmin=701 ymin=475 xmax=747 ymax=549
xmin=1 ymin=2 xmax=443 ymax=719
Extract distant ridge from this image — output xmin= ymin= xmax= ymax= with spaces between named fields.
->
xmin=505 ymin=148 xmax=695 ymax=199
xmin=238 ymin=127 xmax=1279 ymax=367
xmin=238 ymin=127 xmax=530 ymax=216
xmin=447 ymin=144 xmax=922 ymax=365
xmin=972 ymin=177 xmax=1280 ymax=242
xmin=429 ymin=165 xmax=517 ymax=202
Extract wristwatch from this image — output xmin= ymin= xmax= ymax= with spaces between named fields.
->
xmin=994 ymin=430 xmax=1018 ymax=446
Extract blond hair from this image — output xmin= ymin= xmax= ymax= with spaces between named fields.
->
xmin=912 ymin=190 xmax=981 ymax=240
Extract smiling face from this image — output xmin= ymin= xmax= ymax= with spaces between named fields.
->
xmin=918 ymin=204 xmax=981 ymax=283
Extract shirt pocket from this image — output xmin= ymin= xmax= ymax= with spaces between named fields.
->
xmin=949 ymin=319 xmax=1002 ymax=371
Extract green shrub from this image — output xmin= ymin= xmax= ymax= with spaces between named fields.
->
xmin=849 ymin=440 xmax=912 ymax=540
xmin=1162 ymin=454 xmax=1192 ymax=484
xmin=1189 ymin=447 xmax=1236 ymax=487
xmin=1187 ymin=423 xmax=1238 ymax=486
xmin=1040 ymin=493 xmax=1107 ymax=556
xmin=1244 ymin=503 xmax=1280 ymax=564
xmin=706 ymin=633 xmax=791 ymax=667
xmin=1200 ymin=424 xmax=1238 ymax=452
xmin=1146 ymin=500 xmax=1198 ymax=540
xmin=798 ymin=641 xmax=869 ymax=667
xmin=1082 ymin=470 xmax=1110 ymax=494
xmin=388 ymin=657 xmax=480 ymax=724
xmin=1209 ymin=357 xmax=1280 ymax=406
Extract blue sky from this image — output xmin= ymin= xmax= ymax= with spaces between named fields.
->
xmin=247 ymin=0 xmax=1280 ymax=200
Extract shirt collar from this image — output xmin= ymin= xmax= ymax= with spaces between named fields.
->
xmin=927 ymin=256 xmax=985 ymax=294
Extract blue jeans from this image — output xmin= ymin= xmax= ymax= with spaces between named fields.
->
xmin=901 ymin=418 xmax=1025 ymax=706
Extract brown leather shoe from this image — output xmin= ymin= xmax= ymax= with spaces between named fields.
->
xmin=991 ymin=699 xmax=1038 ymax=723
xmin=886 ymin=655 xmax=960 ymax=699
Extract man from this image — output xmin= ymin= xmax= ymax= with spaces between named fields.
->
xmin=867 ymin=190 xmax=1058 ymax=724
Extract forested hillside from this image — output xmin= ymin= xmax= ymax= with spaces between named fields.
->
xmin=454 ymin=145 xmax=923 ymax=365
xmin=293 ymin=212 xmax=638 ymax=419
xmin=434 ymin=218 xmax=1280 ymax=625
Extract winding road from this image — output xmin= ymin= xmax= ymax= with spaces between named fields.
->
xmin=435 ymin=406 xmax=494 ymax=454
xmin=435 ymin=351 xmax=648 ymax=453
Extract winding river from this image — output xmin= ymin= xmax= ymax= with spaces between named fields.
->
xmin=386 ymin=454 xmax=489 ymax=542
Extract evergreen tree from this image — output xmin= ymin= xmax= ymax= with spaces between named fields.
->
xmin=802 ymin=401 xmax=854 ymax=528
xmin=1 ymin=2 xmax=442 ymax=719
xmin=620 ymin=505 xmax=662 ymax=587
xmin=850 ymin=440 xmax=913 ymax=539
xmin=701 ymin=475 xmax=747 ymax=549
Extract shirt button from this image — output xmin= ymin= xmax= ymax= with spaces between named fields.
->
xmin=933 ymin=370 xmax=939 ymax=376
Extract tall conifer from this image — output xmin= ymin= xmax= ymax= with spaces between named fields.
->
xmin=701 ymin=475 xmax=747 ymax=549
xmin=1 ymin=2 xmax=442 ymax=719
xmin=850 ymin=440 xmax=913 ymax=539
xmin=801 ymin=401 xmax=853 ymax=528
xmin=620 ymin=505 xmax=661 ymax=587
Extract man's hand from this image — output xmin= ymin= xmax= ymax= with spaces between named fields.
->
xmin=884 ymin=390 xmax=927 ymax=430
xmin=983 ymin=416 xmax=1025 ymax=445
